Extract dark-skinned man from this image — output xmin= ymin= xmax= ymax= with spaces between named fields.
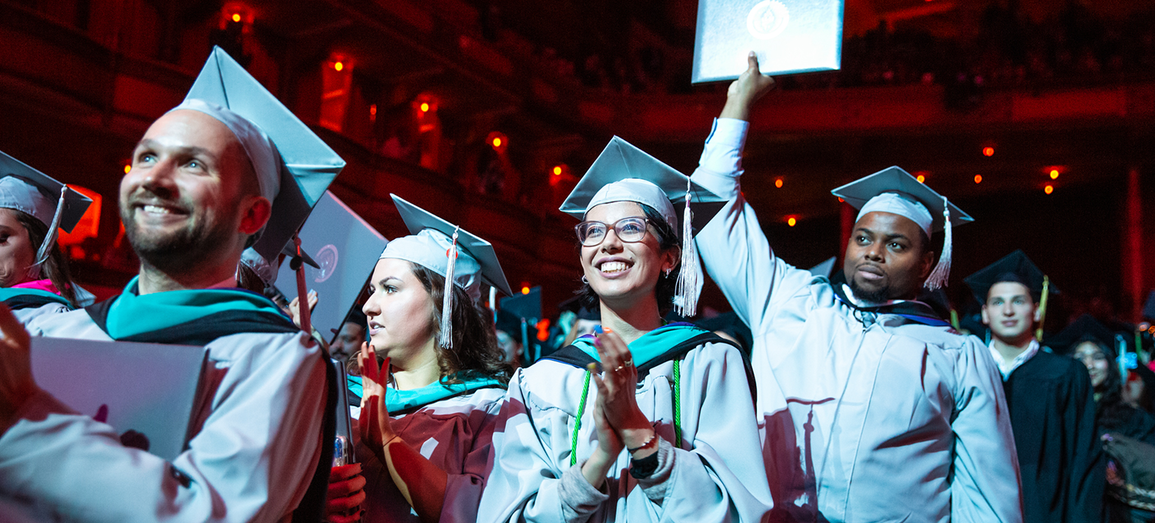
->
xmin=691 ymin=53 xmax=1022 ymax=522
xmin=0 ymin=47 xmax=342 ymax=521
xmin=964 ymin=251 xmax=1103 ymax=523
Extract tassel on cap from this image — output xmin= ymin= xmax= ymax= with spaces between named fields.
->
xmin=439 ymin=227 xmax=460 ymax=349
xmin=1035 ymin=275 xmax=1050 ymax=340
xmin=924 ymin=196 xmax=952 ymax=290
xmin=33 ymin=185 xmax=68 ymax=267
xmin=673 ymin=177 xmax=700 ymax=317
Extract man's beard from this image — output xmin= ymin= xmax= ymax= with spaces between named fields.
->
xmin=847 ymin=278 xmax=892 ymax=304
xmin=120 ymin=200 xmax=236 ymax=275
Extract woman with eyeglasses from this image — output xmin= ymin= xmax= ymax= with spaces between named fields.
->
xmin=325 ymin=195 xmax=513 ymax=523
xmin=476 ymin=138 xmax=774 ymax=523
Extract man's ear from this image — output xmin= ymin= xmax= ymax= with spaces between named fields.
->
xmin=919 ymin=249 xmax=936 ymax=280
xmin=980 ymin=305 xmax=991 ymax=326
xmin=1032 ymin=304 xmax=1042 ymax=323
xmin=239 ymin=196 xmax=272 ymax=236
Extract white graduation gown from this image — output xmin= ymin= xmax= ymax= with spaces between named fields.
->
xmin=353 ymin=387 xmax=505 ymax=523
xmin=691 ymin=118 xmax=1023 ymax=523
xmin=477 ymin=341 xmax=773 ymax=523
xmin=0 ymin=308 xmax=327 ymax=522
xmin=12 ymin=301 xmax=68 ymax=325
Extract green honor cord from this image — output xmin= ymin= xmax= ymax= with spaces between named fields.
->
xmin=569 ymin=359 xmax=683 ymax=467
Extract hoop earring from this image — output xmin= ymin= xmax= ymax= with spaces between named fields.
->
xmin=581 ymin=276 xmax=589 ymax=284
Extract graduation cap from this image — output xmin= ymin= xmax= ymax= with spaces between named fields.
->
xmin=1143 ymin=290 xmax=1155 ymax=322
xmin=0 ymin=151 xmax=92 ymax=265
xmin=498 ymin=287 xmax=543 ymax=362
xmin=174 ymin=46 xmax=344 ymax=263
xmin=831 ymin=166 xmax=973 ymax=290
xmin=382 ymin=195 xmax=512 ymax=348
xmin=963 ymin=250 xmax=1055 ymax=304
xmin=808 ymin=256 xmax=837 ymax=278
xmin=1047 ymin=314 xmax=1130 ymax=360
xmin=559 ymin=136 xmax=727 ymax=316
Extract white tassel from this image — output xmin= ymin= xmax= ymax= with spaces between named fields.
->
xmin=33 ymin=185 xmax=68 ymax=266
xmin=439 ymin=227 xmax=460 ymax=349
xmin=673 ymin=177 xmax=700 ymax=317
xmin=924 ymin=196 xmax=952 ymax=290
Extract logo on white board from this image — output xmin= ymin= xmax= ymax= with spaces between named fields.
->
xmin=748 ymin=0 xmax=789 ymax=40
xmin=314 ymin=244 xmax=338 ymax=283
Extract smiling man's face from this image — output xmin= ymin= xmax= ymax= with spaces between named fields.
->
xmin=120 ymin=110 xmax=259 ymax=273
xmin=842 ymin=211 xmax=934 ymax=302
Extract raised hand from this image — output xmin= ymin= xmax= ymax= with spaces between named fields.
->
xmin=721 ymin=52 xmax=777 ymax=121
xmin=358 ymin=342 xmax=395 ymax=463
xmin=288 ymin=290 xmax=319 ymax=330
xmin=0 ymin=304 xmax=38 ymax=435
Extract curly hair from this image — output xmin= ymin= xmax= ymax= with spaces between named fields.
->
xmin=576 ymin=204 xmax=681 ymax=316
xmin=13 ymin=210 xmax=78 ymax=308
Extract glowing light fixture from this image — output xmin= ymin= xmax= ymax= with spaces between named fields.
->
xmin=1044 ymin=184 xmax=1054 ymax=195
xmin=123 ymin=164 xmax=131 ymax=174
xmin=333 ymin=61 xmax=344 ymax=72
xmin=1049 ymin=169 xmax=1060 ymax=179
xmin=982 ymin=146 xmax=994 ymax=157
xmin=419 ymin=102 xmax=430 ymax=113
xmin=787 ymin=217 xmax=797 ymax=227
xmin=775 ymin=178 xmax=783 ymax=188
xmin=552 ymin=166 xmax=563 ymax=176
xmin=521 ymin=286 xmax=530 ymax=295
xmin=231 ymin=13 xmax=242 ymax=22
xmin=974 ymin=175 xmax=983 ymax=184
xmin=916 ymin=174 xmax=925 ymax=183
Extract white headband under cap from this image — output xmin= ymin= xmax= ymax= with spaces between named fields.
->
xmin=856 ymin=192 xmax=933 ymax=237
xmin=584 ymin=179 xmax=678 ymax=233
xmin=169 ymin=99 xmax=281 ymax=205
xmin=379 ymin=229 xmax=483 ymax=301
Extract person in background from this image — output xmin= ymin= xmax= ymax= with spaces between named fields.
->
xmin=0 ymin=151 xmax=91 ymax=324
xmin=965 ymin=251 xmax=1103 ymax=523
xmin=1051 ymin=315 xmax=1155 ymax=523
xmin=333 ymin=308 xmax=368 ymax=364
xmin=326 ymin=195 xmax=513 ymax=523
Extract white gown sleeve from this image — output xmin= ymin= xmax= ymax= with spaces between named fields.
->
xmin=948 ymin=337 xmax=1024 ymax=523
xmin=0 ymin=331 xmax=328 ymax=523
xmin=12 ymin=302 xmax=69 ymax=326
xmin=691 ymin=118 xmax=815 ymax=337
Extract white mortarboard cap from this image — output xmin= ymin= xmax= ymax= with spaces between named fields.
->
xmin=558 ymin=136 xmax=726 ymax=234
xmin=174 ymin=46 xmax=345 ymax=263
xmin=831 ymin=166 xmax=973 ymax=289
xmin=0 ymin=151 xmax=93 ymax=264
xmin=559 ymin=136 xmax=726 ymax=316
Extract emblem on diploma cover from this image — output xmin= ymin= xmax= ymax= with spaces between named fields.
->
xmin=747 ymin=0 xmax=790 ymax=40
xmin=314 ymin=244 xmax=339 ymax=283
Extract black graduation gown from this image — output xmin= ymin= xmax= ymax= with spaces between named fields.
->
xmin=1004 ymin=351 xmax=1105 ymax=523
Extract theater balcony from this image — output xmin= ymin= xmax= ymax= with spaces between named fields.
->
xmin=1 ymin=0 xmax=1152 ymax=318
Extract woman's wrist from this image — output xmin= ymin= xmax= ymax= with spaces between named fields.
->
xmin=581 ymin=447 xmax=616 ymax=488
xmin=621 ymin=426 xmax=656 ymax=454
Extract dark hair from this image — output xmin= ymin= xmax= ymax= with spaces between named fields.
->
xmin=410 ymin=263 xmax=511 ymax=385
xmin=13 ymin=210 xmax=78 ymax=307
xmin=576 ymin=204 xmax=681 ymax=316
xmin=1089 ymin=341 xmax=1134 ymax=431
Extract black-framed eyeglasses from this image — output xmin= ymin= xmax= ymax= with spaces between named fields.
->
xmin=575 ymin=217 xmax=652 ymax=247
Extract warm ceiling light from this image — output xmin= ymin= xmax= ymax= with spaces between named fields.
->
xmin=1044 ymin=184 xmax=1054 ymax=195
xmin=419 ymin=102 xmax=430 ymax=112
xmin=231 ymin=13 xmax=241 ymax=22
xmin=982 ymin=146 xmax=994 ymax=157
xmin=974 ymin=174 xmax=983 ymax=184
xmin=521 ymin=286 xmax=530 ymax=295
xmin=123 ymin=164 xmax=131 ymax=174
xmin=787 ymin=217 xmax=797 ymax=227
xmin=492 ymin=137 xmax=502 ymax=148
xmin=333 ymin=61 xmax=344 ymax=72
xmin=916 ymin=175 xmax=925 ymax=183
xmin=775 ymin=178 xmax=783 ymax=188
xmin=1049 ymin=169 xmax=1060 ymax=179
xmin=552 ymin=166 xmax=563 ymax=176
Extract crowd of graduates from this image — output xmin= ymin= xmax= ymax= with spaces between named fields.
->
xmin=1 ymin=45 xmax=1154 ymax=523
